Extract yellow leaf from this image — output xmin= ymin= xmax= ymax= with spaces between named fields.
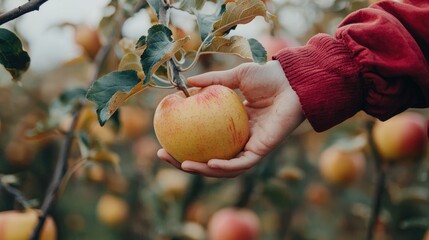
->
xmin=203 ymin=36 xmax=254 ymax=61
xmin=118 ymin=52 xmax=144 ymax=74
xmin=213 ymin=0 xmax=272 ymax=36
xmin=106 ymin=83 xmax=147 ymax=118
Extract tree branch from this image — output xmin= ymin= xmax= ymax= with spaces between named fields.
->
xmin=30 ymin=106 xmax=82 ymax=240
xmin=0 ymin=0 xmax=49 ymax=25
xmin=365 ymin=120 xmax=386 ymax=240
xmin=30 ymin=6 xmax=126 ymax=238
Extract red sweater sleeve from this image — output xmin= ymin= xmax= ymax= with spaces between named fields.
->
xmin=273 ymin=0 xmax=429 ymax=132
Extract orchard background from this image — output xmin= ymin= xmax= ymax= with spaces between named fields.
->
xmin=0 ymin=0 xmax=428 ymax=239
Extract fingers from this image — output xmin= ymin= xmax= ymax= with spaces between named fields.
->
xmin=157 ymin=149 xmax=244 ymax=178
xmin=207 ymin=151 xmax=262 ymax=172
xmin=157 ymin=149 xmax=182 ymax=169
xmin=187 ymin=65 xmax=242 ymax=89
xmin=181 ymin=161 xmax=244 ymax=178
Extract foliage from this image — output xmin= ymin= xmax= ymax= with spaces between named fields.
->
xmin=0 ymin=0 xmax=428 ymax=240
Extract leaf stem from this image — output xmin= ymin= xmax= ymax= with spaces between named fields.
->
xmin=180 ymin=33 xmax=213 ymax=72
xmin=158 ymin=0 xmax=190 ymax=97
xmin=0 ymin=0 xmax=49 ymax=25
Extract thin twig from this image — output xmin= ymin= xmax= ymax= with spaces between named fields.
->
xmin=234 ymin=173 xmax=255 ymax=208
xmin=365 ymin=120 xmax=386 ymax=240
xmin=0 ymin=0 xmax=49 ymax=25
xmin=0 ymin=180 xmax=32 ymax=209
xmin=179 ymin=175 xmax=204 ymax=220
xmin=30 ymin=106 xmax=82 ymax=240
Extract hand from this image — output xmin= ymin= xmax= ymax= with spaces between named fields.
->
xmin=158 ymin=60 xmax=305 ymax=177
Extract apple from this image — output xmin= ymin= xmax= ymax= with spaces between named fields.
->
xmin=182 ymin=222 xmax=206 ymax=240
xmin=155 ymin=168 xmax=190 ymax=199
xmin=186 ymin=202 xmax=210 ymax=225
xmin=74 ymin=25 xmax=102 ymax=60
xmin=423 ymin=229 xmax=429 ymax=240
xmin=119 ymin=105 xmax=151 ymax=140
xmin=96 ymin=194 xmax=129 ymax=227
xmin=305 ymin=183 xmax=331 ymax=206
xmin=372 ymin=112 xmax=427 ymax=161
xmin=207 ymin=208 xmax=260 ymax=240
xmin=0 ymin=210 xmax=56 ymax=240
xmin=153 ymin=85 xmax=250 ymax=163
xmin=319 ymin=145 xmax=366 ymax=185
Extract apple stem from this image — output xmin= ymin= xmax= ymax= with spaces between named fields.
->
xmin=170 ymin=59 xmax=190 ymax=97
xmin=158 ymin=0 xmax=190 ymax=97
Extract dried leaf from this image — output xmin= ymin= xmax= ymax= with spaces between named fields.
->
xmin=212 ymin=0 xmax=272 ymax=36
xmin=203 ymin=36 xmax=266 ymax=63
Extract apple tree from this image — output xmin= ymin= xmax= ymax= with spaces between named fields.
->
xmin=0 ymin=0 xmax=428 ymax=240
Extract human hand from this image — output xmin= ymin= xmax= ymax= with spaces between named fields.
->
xmin=157 ymin=60 xmax=305 ymax=177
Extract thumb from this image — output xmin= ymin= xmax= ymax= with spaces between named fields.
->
xmin=187 ymin=66 xmax=241 ymax=89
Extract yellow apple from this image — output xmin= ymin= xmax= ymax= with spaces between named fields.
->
xmin=372 ymin=111 xmax=427 ymax=161
xmin=207 ymin=208 xmax=260 ymax=240
xmin=155 ymin=168 xmax=190 ymax=199
xmin=319 ymin=145 xmax=366 ymax=185
xmin=0 ymin=210 xmax=56 ymax=240
xmin=96 ymin=194 xmax=129 ymax=227
xmin=119 ymin=105 xmax=151 ymax=140
xmin=153 ymin=85 xmax=250 ymax=163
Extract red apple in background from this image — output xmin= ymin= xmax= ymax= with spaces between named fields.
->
xmin=319 ymin=145 xmax=366 ymax=186
xmin=372 ymin=112 xmax=427 ymax=161
xmin=153 ymin=85 xmax=250 ymax=163
xmin=207 ymin=208 xmax=260 ymax=240
xmin=0 ymin=210 xmax=56 ymax=240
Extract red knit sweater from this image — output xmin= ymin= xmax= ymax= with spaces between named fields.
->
xmin=273 ymin=0 xmax=429 ymax=132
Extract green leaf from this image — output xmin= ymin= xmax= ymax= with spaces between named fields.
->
xmin=140 ymin=24 xmax=189 ymax=85
xmin=136 ymin=35 xmax=147 ymax=49
xmin=59 ymin=88 xmax=87 ymax=105
xmin=86 ymin=70 xmax=145 ymax=125
xmin=0 ymin=28 xmax=30 ymax=80
xmin=196 ymin=3 xmax=226 ymax=41
xmin=212 ymin=0 xmax=273 ymax=37
xmin=203 ymin=36 xmax=266 ymax=63
xmin=179 ymin=0 xmax=206 ymax=13
xmin=147 ymin=0 xmax=160 ymax=18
